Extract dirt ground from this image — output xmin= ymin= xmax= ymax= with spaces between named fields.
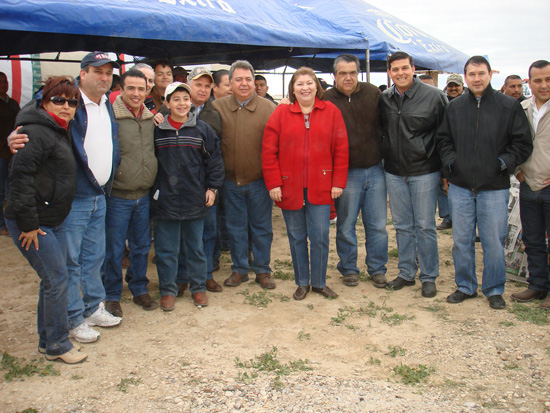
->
xmin=0 ymin=207 xmax=549 ymax=412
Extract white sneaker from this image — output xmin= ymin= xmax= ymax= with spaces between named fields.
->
xmin=69 ymin=322 xmax=100 ymax=343
xmin=84 ymin=302 xmax=122 ymax=328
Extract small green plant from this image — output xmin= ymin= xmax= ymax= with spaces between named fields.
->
xmin=388 ymin=248 xmax=399 ymax=258
xmin=71 ymin=374 xmax=83 ymax=380
xmin=272 ymin=292 xmax=291 ymax=302
xmin=499 ymin=321 xmax=515 ymax=327
xmin=423 ymin=304 xmax=449 ymax=321
xmin=482 ymin=401 xmax=503 ymax=409
xmin=508 ymin=303 xmax=548 ymax=325
xmin=442 ymin=378 xmax=466 ymax=387
xmin=235 ymin=347 xmax=312 ymax=388
xmin=381 ymin=313 xmax=415 ymax=326
xmin=272 ymin=270 xmax=295 ymax=281
xmin=503 ymin=363 xmax=520 ymax=370
xmin=545 ymin=347 xmax=550 ymax=356
xmin=274 ymin=259 xmax=294 ymax=269
xmin=1 ymin=352 xmax=59 ymax=382
xmin=441 ymin=230 xmax=452 ymax=236
xmin=367 ymin=356 xmax=381 ymax=365
xmin=386 ymin=218 xmax=393 ymax=226
xmin=307 ymin=304 xmax=314 ymax=310
xmin=357 ymin=271 xmax=370 ymax=282
xmin=17 ymin=409 xmax=39 ymax=413
xmin=386 ymin=345 xmax=406 ymax=358
xmin=331 ymin=307 xmax=354 ymax=325
xmin=237 ymin=289 xmax=272 ymax=307
xmin=117 ymin=377 xmax=142 ymax=393
xmin=444 ymin=260 xmax=452 ymax=267
xmin=298 ymin=329 xmax=311 ymax=341
xmin=393 ymin=363 xmax=434 ymax=384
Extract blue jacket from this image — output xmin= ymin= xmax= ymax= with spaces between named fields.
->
xmin=70 ymin=89 xmax=120 ymax=197
xmin=151 ymin=109 xmax=224 ymax=221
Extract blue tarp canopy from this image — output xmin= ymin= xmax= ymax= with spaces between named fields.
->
xmin=0 ymin=0 xmax=367 ymax=64
xmin=258 ymin=0 xmax=469 ymax=73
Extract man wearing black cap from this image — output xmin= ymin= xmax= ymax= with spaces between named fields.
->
xmin=9 ymin=52 xmax=122 ymax=343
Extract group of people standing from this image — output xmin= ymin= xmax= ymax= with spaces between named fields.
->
xmin=2 ymin=50 xmax=549 ymax=365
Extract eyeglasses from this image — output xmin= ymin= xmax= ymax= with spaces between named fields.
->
xmin=50 ymin=96 xmax=78 ymax=108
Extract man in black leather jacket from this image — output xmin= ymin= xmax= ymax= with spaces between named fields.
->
xmin=437 ymin=55 xmax=532 ymax=310
xmin=379 ymin=51 xmax=448 ymax=299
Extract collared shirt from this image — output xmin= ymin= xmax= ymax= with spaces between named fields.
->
xmin=531 ymin=96 xmax=550 ymax=133
xmin=236 ymin=94 xmax=254 ymax=108
xmin=194 ymin=103 xmax=204 ymax=117
xmin=81 ymin=91 xmax=113 ymax=187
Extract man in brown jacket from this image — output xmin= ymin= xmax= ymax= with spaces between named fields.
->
xmin=212 ymin=60 xmax=277 ymax=289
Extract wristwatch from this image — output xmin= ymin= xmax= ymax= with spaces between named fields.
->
xmin=208 ymin=188 xmax=218 ymax=195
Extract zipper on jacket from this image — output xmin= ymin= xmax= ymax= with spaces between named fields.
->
xmin=322 ymin=169 xmax=333 ymax=175
xmin=472 ymin=98 xmax=481 ymax=191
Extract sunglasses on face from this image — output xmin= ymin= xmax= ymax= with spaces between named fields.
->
xmin=50 ymin=96 xmax=78 ymax=108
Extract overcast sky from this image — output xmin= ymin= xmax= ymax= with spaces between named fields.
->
xmin=365 ymin=0 xmax=549 ymax=78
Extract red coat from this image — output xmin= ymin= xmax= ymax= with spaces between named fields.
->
xmin=262 ymin=98 xmax=348 ymax=210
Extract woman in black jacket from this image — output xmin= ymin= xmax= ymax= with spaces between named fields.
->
xmin=4 ymin=77 xmax=87 ymax=364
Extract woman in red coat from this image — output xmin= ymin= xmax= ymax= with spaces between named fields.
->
xmin=262 ymin=67 xmax=348 ymax=300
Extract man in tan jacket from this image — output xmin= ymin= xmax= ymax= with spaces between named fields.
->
xmin=212 ymin=60 xmax=277 ymax=289
xmin=511 ymin=60 xmax=550 ymax=310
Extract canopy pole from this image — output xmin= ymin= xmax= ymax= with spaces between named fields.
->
xmin=366 ymin=49 xmax=370 ymax=84
xmin=282 ymin=57 xmax=290 ymax=98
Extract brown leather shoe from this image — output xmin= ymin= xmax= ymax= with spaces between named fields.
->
xmin=255 ymin=273 xmax=276 ymax=289
xmin=293 ymin=286 xmax=310 ymax=300
xmin=312 ymin=286 xmax=338 ymax=298
xmin=541 ymin=296 xmax=550 ymax=310
xmin=511 ymin=289 xmax=547 ymax=302
xmin=105 ymin=301 xmax=123 ymax=317
xmin=193 ymin=292 xmax=209 ymax=306
xmin=160 ymin=295 xmax=175 ymax=311
xmin=177 ymin=283 xmax=188 ymax=297
xmin=206 ymin=279 xmax=223 ymax=292
xmin=133 ymin=293 xmax=158 ymax=311
xmin=224 ymin=272 xmax=250 ymax=287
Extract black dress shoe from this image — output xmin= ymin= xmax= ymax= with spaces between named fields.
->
xmin=386 ymin=276 xmax=415 ymax=290
xmin=421 ymin=282 xmax=437 ymax=298
xmin=293 ymin=286 xmax=310 ymax=300
xmin=446 ymin=290 xmax=478 ymax=303
xmin=311 ymin=286 xmax=338 ymax=298
xmin=436 ymin=221 xmax=452 ymax=230
xmin=488 ymin=295 xmax=506 ymax=309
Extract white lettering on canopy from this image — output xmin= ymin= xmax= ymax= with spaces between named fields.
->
xmin=376 ymin=18 xmax=450 ymax=54
xmin=158 ymin=0 xmax=235 ymax=13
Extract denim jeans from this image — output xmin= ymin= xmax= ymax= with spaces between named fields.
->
xmin=65 ymin=195 xmax=107 ymax=329
xmin=282 ymin=189 xmax=330 ymax=289
xmin=177 ymin=205 xmax=217 ymax=283
xmin=222 ymin=179 xmax=273 ymax=275
xmin=0 ymin=157 xmax=9 ymax=229
xmin=335 ymin=164 xmax=388 ymax=277
xmin=6 ymin=219 xmax=73 ymax=356
xmin=385 ymin=171 xmax=439 ymax=283
xmin=154 ymin=218 xmax=207 ymax=296
xmin=519 ymin=182 xmax=550 ymax=293
xmin=449 ymin=184 xmax=508 ymax=297
xmin=437 ymin=179 xmax=452 ymax=223
xmin=103 ymin=194 xmax=151 ymax=301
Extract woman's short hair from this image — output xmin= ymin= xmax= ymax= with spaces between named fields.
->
xmin=288 ymin=67 xmax=323 ymax=104
xmin=41 ymin=76 xmax=80 ymax=108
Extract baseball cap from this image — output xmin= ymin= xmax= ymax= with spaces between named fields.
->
xmin=164 ymin=82 xmax=192 ymax=100
xmin=446 ymin=74 xmax=464 ymax=86
xmin=81 ymin=52 xmax=121 ymax=69
xmin=189 ymin=67 xmax=213 ymax=82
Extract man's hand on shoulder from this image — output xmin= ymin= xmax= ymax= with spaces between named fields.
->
xmin=8 ymin=126 xmax=29 ymax=154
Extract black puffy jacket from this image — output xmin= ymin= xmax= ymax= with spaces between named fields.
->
xmin=379 ymin=78 xmax=448 ymax=176
xmin=5 ymin=101 xmax=76 ymax=232
xmin=436 ymin=85 xmax=532 ymax=192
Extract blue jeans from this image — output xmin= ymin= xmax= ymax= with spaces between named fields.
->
xmin=0 ymin=157 xmax=9 ymax=229
xmin=335 ymin=164 xmax=388 ymax=277
xmin=177 ymin=205 xmax=217 ymax=283
xmin=282 ymin=189 xmax=330 ymax=289
xmin=103 ymin=195 xmax=151 ymax=301
xmin=437 ymin=179 xmax=452 ymax=223
xmin=449 ymin=184 xmax=508 ymax=297
xmin=154 ymin=218 xmax=207 ymax=296
xmin=222 ymin=179 xmax=273 ymax=275
xmin=65 ymin=195 xmax=107 ymax=329
xmin=6 ymin=219 xmax=73 ymax=356
xmin=385 ymin=171 xmax=439 ymax=283
xmin=519 ymin=182 xmax=550 ymax=293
